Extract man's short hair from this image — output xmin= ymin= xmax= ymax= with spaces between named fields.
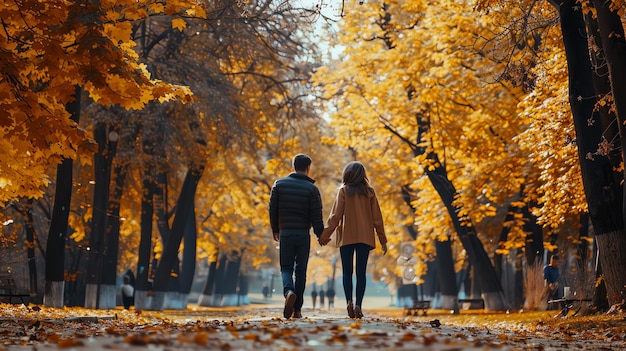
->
xmin=293 ymin=154 xmax=312 ymax=172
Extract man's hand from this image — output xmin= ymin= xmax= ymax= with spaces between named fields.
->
xmin=273 ymin=232 xmax=279 ymax=242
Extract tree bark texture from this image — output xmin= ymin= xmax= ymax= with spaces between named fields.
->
xmin=595 ymin=231 xmax=626 ymax=302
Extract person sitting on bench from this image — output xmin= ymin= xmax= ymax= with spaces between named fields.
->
xmin=543 ymin=255 xmax=561 ymax=310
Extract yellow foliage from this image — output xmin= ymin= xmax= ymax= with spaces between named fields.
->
xmin=0 ymin=0 xmax=204 ymax=205
xmin=312 ymin=0 xmax=585 ymax=283
xmin=172 ymin=18 xmax=187 ymax=31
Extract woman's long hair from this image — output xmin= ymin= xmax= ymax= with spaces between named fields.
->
xmin=342 ymin=161 xmax=374 ymax=197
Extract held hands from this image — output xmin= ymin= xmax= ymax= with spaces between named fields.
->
xmin=318 ymin=236 xmax=330 ymax=246
xmin=318 ymin=227 xmax=332 ymax=246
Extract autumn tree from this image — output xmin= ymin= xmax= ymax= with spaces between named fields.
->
xmin=0 ymin=0 xmax=198 ymax=205
xmin=71 ymin=0 xmax=334 ymax=310
xmin=476 ymin=0 xmax=626 ymax=306
xmin=1 ymin=0 xmax=205 ymax=308
xmin=313 ymin=0 xmax=551 ymax=310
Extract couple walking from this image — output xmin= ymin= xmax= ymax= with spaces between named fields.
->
xmin=269 ymin=154 xmax=388 ymax=319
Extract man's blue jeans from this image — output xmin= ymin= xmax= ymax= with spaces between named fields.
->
xmin=280 ymin=234 xmax=311 ymax=312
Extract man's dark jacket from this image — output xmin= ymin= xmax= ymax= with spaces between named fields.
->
xmin=269 ymin=172 xmax=324 ymax=238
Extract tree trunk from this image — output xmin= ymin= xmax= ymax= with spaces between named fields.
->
xmin=434 ymin=239 xmax=458 ymax=310
xmin=155 ymin=171 xmax=171 ymax=245
xmin=590 ymin=0 xmax=626 ymax=187
xmin=181 ymin=207 xmax=197 ymax=295
xmin=427 ymin=165 xmax=508 ymax=310
xmin=589 ymin=0 xmax=626 ymax=305
xmin=100 ymin=149 xmax=126 ymax=307
xmin=44 ymin=86 xmax=81 ymax=308
xmin=221 ymin=252 xmax=243 ymax=306
xmin=85 ymin=123 xmax=117 ymax=309
xmin=151 ymin=166 xmax=204 ymax=310
xmin=523 ymin=203 xmax=544 ymax=266
xmin=495 ymin=208 xmax=514 ymax=280
xmin=198 ymin=257 xmax=218 ymax=306
xmin=16 ymin=199 xmax=38 ymax=295
xmin=402 ymin=113 xmax=507 ymax=310
xmin=556 ymin=0 xmax=626 ymax=305
xmin=400 ymin=186 xmax=456 ymax=308
xmin=134 ymin=173 xmax=156 ymax=310
xmin=211 ymin=254 xmax=229 ymax=305
xmin=595 ymin=231 xmax=626 ymax=302
xmin=592 ymin=246 xmax=609 ymax=310
xmin=99 ymin=126 xmax=122 ymax=308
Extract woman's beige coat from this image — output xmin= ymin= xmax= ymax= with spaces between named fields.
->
xmin=322 ymin=186 xmax=387 ymax=249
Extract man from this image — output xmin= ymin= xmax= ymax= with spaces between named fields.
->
xmin=269 ymin=154 xmax=324 ymax=319
xmin=543 ymin=255 xmax=561 ymax=309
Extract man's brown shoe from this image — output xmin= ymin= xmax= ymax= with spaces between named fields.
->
xmin=284 ymin=291 xmax=296 ymax=318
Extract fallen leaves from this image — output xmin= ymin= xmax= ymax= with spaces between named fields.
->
xmin=0 ymin=303 xmax=624 ymax=350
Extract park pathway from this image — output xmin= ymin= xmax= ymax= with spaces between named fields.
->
xmin=0 ymin=302 xmax=623 ymax=351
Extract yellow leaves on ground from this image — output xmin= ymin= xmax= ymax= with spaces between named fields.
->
xmin=0 ymin=304 xmax=622 ymax=350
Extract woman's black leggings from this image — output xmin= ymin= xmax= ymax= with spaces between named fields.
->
xmin=340 ymin=243 xmax=371 ymax=307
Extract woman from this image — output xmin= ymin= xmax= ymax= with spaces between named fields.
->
xmin=319 ymin=161 xmax=387 ymax=318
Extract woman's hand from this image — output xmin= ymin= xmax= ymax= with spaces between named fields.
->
xmin=381 ymin=242 xmax=388 ymax=255
xmin=318 ymin=227 xmax=332 ymax=246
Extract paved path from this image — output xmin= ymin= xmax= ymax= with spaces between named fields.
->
xmin=0 ymin=303 xmax=623 ymax=350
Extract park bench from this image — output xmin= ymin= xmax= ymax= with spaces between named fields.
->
xmin=404 ymin=300 xmax=431 ymax=316
xmin=458 ymin=298 xmax=485 ymax=309
xmin=0 ymin=273 xmax=30 ymax=304
xmin=548 ymin=297 xmax=592 ymax=316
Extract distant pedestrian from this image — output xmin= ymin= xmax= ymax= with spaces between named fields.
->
xmin=319 ymin=161 xmax=388 ymax=319
xmin=262 ymin=283 xmax=270 ymax=300
xmin=311 ymin=286 xmax=318 ymax=309
xmin=327 ymin=287 xmax=335 ymax=309
xmin=269 ymin=154 xmax=325 ymax=319
xmin=319 ymin=289 xmax=325 ymax=309
xmin=120 ymin=276 xmax=134 ymax=309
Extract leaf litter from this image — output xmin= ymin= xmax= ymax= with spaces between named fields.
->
xmin=0 ymin=303 xmax=624 ymax=350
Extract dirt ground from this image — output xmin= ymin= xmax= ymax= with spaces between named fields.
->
xmin=0 ymin=302 xmax=624 ymax=350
